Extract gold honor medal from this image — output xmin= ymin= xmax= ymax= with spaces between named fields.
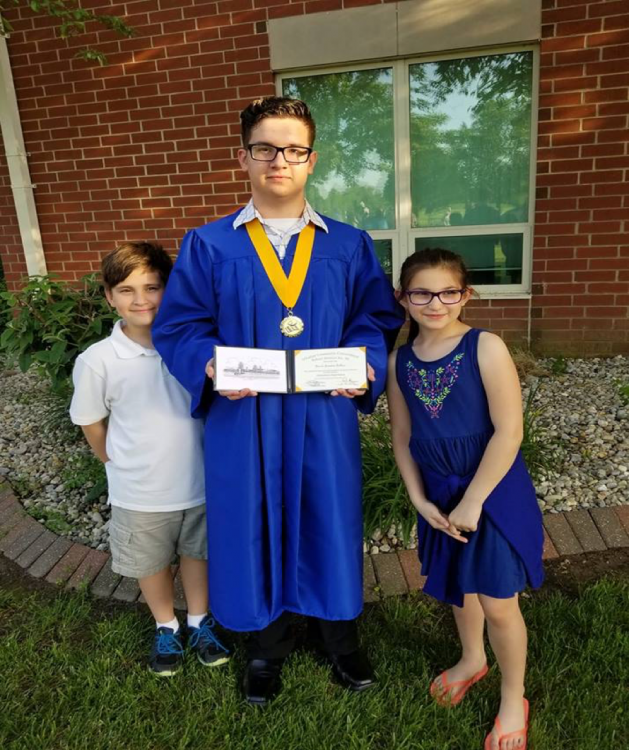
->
xmin=246 ymin=218 xmax=315 ymax=337
xmin=279 ymin=314 xmax=304 ymax=337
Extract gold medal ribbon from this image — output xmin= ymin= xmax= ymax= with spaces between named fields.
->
xmin=245 ymin=218 xmax=315 ymax=310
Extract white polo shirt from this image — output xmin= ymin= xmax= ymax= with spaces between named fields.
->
xmin=69 ymin=320 xmax=205 ymax=512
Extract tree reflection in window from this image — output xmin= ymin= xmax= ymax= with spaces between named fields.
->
xmin=283 ymin=69 xmax=395 ymax=230
xmin=410 ymin=52 xmax=533 ymax=229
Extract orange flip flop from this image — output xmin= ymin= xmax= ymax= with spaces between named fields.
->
xmin=429 ymin=663 xmax=489 ymax=707
xmin=484 ymin=698 xmax=529 ymax=750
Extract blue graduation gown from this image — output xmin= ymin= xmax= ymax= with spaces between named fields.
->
xmin=153 ymin=210 xmax=404 ymax=631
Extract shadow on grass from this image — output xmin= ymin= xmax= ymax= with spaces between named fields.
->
xmin=0 ymin=551 xmax=627 ymax=750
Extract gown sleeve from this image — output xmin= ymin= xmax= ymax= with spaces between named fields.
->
xmin=152 ymin=229 xmax=220 ymax=418
xmin=340 ymin=231 xmax=405 ymax=414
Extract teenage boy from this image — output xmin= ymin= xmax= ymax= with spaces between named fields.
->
xmin=69 ymin=242 xmax=230 ymax=676
xmin=153 ymin=97 xmax=404 ymax=704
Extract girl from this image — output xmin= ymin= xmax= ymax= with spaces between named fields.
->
xmin=386 ymin=248 xmax=544 ymax=750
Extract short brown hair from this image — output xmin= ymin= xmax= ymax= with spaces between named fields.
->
xmin=240 ymin=96 xmax=316 ymax=147
xmin=101 ymin=242 xmax=173 ymax=290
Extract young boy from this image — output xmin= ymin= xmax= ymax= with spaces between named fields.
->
xmin=153 ymin=98 xmax=404 ymax=704
xmin=69 ymin=241 xmax=230 ymax=676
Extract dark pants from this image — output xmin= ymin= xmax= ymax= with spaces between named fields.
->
xmin=247 ymin=612 xmax=358 ymax=660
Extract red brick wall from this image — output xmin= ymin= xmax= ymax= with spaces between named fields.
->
xmin=534 ymin=0 xmax=629 ymax=354
xmin=462 ymin=299 xmax=531 ymax=347
xmin=0 ymin=0 xmax=627 ymax=353
xmin=0 ymin=0 xmax=282 ymax=282
xmin=0 ymin=138 xmax=27 ymax=285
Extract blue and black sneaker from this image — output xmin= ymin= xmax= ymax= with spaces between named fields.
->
xmin=149 ymin=626 xmax=184 ymax=677
xmin=187 ymin=615 xmax=231 ymax=667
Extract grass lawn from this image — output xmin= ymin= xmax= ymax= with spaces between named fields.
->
xmin=0 ymin=569 xmax=627 ymax=750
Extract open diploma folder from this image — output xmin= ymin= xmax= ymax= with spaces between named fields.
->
xmin=213 ymin=346 xmax=368 ymax=394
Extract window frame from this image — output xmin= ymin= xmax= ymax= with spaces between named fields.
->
xmin=277 ymin=44 xmax=540 ymax=298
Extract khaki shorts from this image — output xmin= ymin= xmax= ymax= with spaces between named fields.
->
xmin=109 ymin=504 xmax=207 ymax=579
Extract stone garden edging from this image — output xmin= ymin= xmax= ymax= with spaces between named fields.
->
xmin=2 ymin=479 xmax=629 ymax=607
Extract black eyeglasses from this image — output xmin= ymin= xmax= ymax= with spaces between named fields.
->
xmin=247 ymin=143 xmax=313 ymax=164
xmin=406 ymin=289 xmax=467 ymax=306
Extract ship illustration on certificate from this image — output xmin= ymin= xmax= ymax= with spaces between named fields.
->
xmin=214 ymin=346 xmax=289 ymax=393
xmin=224 ymin=358 xmax=281 ymax=378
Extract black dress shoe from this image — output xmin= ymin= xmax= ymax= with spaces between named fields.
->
xmin=328 ymin=650 xmax=376 ymax=692
xmin=242 ymin=658 xmax=285 ymax=706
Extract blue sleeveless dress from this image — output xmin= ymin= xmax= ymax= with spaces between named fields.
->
xmin=395 ymin=328 xmax=544 ymax=606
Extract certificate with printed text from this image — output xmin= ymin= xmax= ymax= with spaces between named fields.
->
xmin=293 ymin=347 xmax=368 ymax=392
xmin=214 ymin=346 xmax=368 ymax=394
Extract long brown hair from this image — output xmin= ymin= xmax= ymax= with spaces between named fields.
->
xmin=398 ymin=248 xmax=472 ymax=343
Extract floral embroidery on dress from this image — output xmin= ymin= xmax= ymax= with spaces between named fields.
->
xmin=406 ymin=353 xmax=465 ymax=419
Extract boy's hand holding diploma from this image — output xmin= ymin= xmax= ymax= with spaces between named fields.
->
xmin=206 ymin=358 xmax=258 ymax=400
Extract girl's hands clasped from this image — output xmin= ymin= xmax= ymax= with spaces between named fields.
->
xmin=448 ymin=496 xmax=483 ymax=535
xmin=417 ymin=500 xmax=468 ymax=543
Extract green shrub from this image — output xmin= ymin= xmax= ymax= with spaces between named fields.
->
xmin=521 ymin=382 xmax=563 ymax=481
xmin=550 ymin=356 xmax=568 ymax=376
xmin=0 ymin=257 xmax=10 ymax=336
xmin=0 ymin=274 xmax=117 ymax=390
xmin=360 ymin=411 xmax=415 ymax=542
xmin=62 ymin=451 xmax=107 ymax=502
xmin=28 ymin=507 xmax=74 ymax=536
xmin=10 ymin=473 xmax=42 ymax=498
xmin=40 ymin=379 xmax=81 ymax=439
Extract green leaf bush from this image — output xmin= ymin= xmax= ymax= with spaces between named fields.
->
xmin=521 ymin=382 xmax=563 ymax=482
xmin=360 ymin=411 xmax=416 ymax=542
xmin=0 ymin=259 xmax=10 ymax=335
xmin=0 ymin=274 xmax=117 ymax=390
xmin=1 ymin=1 xmax=135 ymax=65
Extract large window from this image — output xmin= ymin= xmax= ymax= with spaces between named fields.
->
xmin=281 ymin=49 xmax=537 ymax=294
xmin=283 ymin=68 xmax=395 ymax=230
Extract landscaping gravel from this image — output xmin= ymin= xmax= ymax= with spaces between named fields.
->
xmin=1 ymin=355 xmax=628 ymax=553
